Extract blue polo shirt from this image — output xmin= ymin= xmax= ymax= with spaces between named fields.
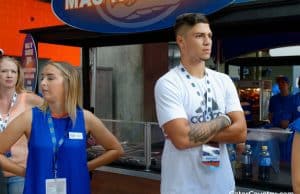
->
xmin=268 ymin=94 xmax=294 ymax=127
xmin=293 ymin=93 xmax=300 ymax=120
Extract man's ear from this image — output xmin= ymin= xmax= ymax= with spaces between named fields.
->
xmin=176 ymin=35 xmax=184 ymax=50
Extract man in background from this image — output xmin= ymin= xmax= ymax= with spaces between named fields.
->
xmin=268 ymin=75 xmax=294 ymax=129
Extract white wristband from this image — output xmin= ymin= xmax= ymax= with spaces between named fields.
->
xmin=220 ymin=114 xmax=232 ymax=126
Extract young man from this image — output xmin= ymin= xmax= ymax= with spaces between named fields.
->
xmin=154 ymin=13 xmax=247 ymax=194
xmin=268 ymin=75 xmax=294 ymax=129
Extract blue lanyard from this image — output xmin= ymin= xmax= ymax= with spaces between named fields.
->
xmin=47 ymin=110 xmax=70 ymax=178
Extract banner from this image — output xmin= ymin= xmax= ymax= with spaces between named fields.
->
xmin=21 ymin=34 xmax=38 ymax=92
xmin=52 ymin=0 xmax=233 ymax=33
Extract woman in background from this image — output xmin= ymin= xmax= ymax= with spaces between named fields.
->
xmin=0 ymin=61 xmax=123 ymax=194
xmin=0 ymin=56 xmax=43 ymax=194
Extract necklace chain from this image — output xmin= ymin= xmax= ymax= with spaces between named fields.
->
xmin=0 ymin=92 xmax=18 ymax=132
xmin=179 ymin=65 xmax=213 ymax=121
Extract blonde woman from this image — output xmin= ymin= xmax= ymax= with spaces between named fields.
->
xmin=0 ymin=56 xmax=43 ymax=194
xmin=0 ymin=62 xmax=123 ymax=194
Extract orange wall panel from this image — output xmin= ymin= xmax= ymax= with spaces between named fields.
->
xmin=0 ymin=0 xmax=80 ymax=66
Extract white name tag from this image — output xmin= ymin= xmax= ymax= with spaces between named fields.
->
xmin=68 ymin=132 xmax=83 ymax=140
xmin=201 ymin=143 xmax=220 ymax=168
xmin=46 ymin=178 xmax=67 ymax=194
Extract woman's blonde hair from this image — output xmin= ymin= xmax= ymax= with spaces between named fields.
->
xmin=0 ymin=56 xmax=25 ymax=93
xmin=40 ymin=62 xmax=82 ymax=124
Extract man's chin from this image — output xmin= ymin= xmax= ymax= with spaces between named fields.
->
xmin=200 ymin=56 xmax=211 ymax=61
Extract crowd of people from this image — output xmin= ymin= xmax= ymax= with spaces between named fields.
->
xmin=0 ymin=52 xmax=123 ymax=194
xmin=154 ymin=12 xmax=300 ymax=194
xmin=1 ymin=12 xmax=300 ymax=194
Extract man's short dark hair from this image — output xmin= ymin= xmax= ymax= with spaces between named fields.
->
xmin=174 ymin=13 xmax=209 ymax=36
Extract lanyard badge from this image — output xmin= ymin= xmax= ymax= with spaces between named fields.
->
xmin=179 ymin=65 xmax=221 ymax=169
xmin=201 ymin=143 xmax=220 ymax=168
xmin=48 ymin=114 xmax=64 ymax=179
xmin=46 ymin=178 xmax=67 ymax=194
xmin=46 ymin=110 xmax=70 ymax=193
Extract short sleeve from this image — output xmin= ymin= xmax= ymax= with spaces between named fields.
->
xmin=154 ymin=77 xmax=187 ymax=127
xmin=289 ymin=117 xmax=300 ymax=133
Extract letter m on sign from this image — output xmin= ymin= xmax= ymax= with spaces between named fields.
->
xmin=65 ymin=0 xmax=79 ymax=10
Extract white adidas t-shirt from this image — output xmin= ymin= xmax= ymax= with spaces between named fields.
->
xmin=154 ymin=64 xmax=243 ymax=194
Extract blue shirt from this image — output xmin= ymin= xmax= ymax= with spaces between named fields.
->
xmin=24 ymin=107 xmax=90 ymax=194
xmin=268 ymin=94 xmax=294 ymax=127
xmin=293 ymin=93 xmax=300 ymax=120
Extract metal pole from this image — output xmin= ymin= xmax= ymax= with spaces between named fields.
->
xmin=82 ymin=47 xmax=91 ymax=111
xmin=90 ymin=48 xmax=97 ymax=110
xmin=215 ymin=39 xmax=222 ymax=72
xmin=144 ymin=122 xmax=152 ymax=171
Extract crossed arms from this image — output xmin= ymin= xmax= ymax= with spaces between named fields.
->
xmin=162 ymin=111 xmax=247 ymax=150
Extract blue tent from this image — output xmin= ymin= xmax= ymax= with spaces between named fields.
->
xmin=209 ymin=0 xmax=300 ymax=62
